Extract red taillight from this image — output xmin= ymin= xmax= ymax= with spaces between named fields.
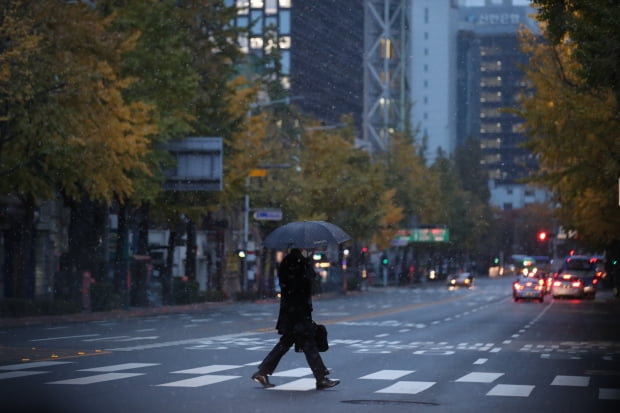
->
xmin=538 ymin=279 xmax=545 ymax=286
xmin=526 ymin=282 xmax=533 ymax=287
xmin=513 ymin=283 xmax=524 ymax=291
xmin=593 ymin=278 xmax=598 ymax=285
xmin=571 ymin=280 xmax=582 ymax=288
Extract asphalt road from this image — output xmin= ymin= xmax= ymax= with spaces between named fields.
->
xmin=1 ymin=276 xmax=620 ymax=413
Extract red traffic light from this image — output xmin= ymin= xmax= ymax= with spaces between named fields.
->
xmin=536 ymin=231 xmax=548 ymax=242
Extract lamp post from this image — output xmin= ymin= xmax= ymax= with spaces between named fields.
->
xmin=240 ymin=97 xmax=301 ymax=292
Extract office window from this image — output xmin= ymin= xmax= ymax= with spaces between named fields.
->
xmin=280 ymin=10 xmax=290 ymax=34
xmin=480 ymin=46 xmax=502 ymax=56
xmin=237 ymin=16 xmax=249 ymax=27
xmin=237 ymin=0 xmax=249 ymax=14
xmin=481 ymin=108 xmax=501 ymax=118
xmin=481 ymin=138 xmax=501 ymax=149
xmin=265 ymin=16 xmax=277 ymax=29
xmin=279 ymin=0 xmax=291 ymax=7
xmin=480 ymin=91 xmax=502 ymax=102
xmin=481 ymin=76 xmax=502 ymax=87
xmin=250 ymin=0 xmax=264 ymax=8
xmin=238 ymin=34 xmax=249 ymax=53
xmin=280 ymin=76 xmax=290 ymax=89
xmin=250 ymin=11 xmax=263 ymax=35
xmin=250 ymin=37 xmax=263 ymax=49
xmin=281 ymin=50 xmax=290 ymax=75
xmin=481 ymin=60 xmax=502 ymax=72
xmin=279 ymin=36 xmax=291 ymax=49
xmin=480 ymin=122 xmax=501 ymax=133
xmin=265 ymin=0 xmax=277 ymax=14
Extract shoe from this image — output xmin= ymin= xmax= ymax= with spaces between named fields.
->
xmin=316 ymin=377 xmax=340 ymax=390
xmin=252 ymin=372 xmax=275 ymax=388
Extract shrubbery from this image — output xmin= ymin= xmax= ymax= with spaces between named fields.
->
xmin=0 ymin=298 xmax=81 ymax=318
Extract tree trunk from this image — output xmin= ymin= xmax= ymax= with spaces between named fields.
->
xmin=185 ymin=219 xmax=196 ymax=281
xmin=163 ymin=229 xmax=176 ymax=304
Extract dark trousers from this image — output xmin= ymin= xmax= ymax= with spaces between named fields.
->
xmin=258 ymin=330 xmax=327 ymax=379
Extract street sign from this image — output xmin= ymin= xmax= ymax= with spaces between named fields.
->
xmin=249 ymin=169 xmax=267 ymax=177
xmin=253 ymin=209 xmax=283 ymax=221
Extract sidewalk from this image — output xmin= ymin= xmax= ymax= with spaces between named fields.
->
xmin=0 ymin=290 xmax=355 ymax=328
xmin=0 ymin=300 xmax=236 ymax=328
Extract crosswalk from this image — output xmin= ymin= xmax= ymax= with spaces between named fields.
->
xmin=1 ymin=359 xmax=619 ymax=401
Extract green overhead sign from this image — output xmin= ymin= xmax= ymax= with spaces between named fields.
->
xmin=392 ymin=228 xmax=450 ymax=245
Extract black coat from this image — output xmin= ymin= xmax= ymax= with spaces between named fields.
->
xmin=275 ymin=251 xmax=314 ymax=335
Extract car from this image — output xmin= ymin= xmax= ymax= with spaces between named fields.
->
xmin=513 ymin=274 xmax=545 ymax=302
xmin=448 ymin=272 xmax=474 ymax=289
xmin=551 ymin=255 xmax=599 ymax=299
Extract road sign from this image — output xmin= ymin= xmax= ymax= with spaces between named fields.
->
xmin=253 ymin=209 xmax=282 ymax=221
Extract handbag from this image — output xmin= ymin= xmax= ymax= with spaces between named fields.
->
xmin=314 ymin=322 xmax=329 ymax=352
xmin=294 ymin=321 xmax=329 ymax=352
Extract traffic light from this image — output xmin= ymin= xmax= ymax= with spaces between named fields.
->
xmin=381 ymin=254 xmax=389 ymax=266
xmin=536 ymin=230 xmax=548 ymax=242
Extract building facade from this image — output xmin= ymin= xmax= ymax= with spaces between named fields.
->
xmin=455 ymin=1 xmax=549 ymax=209
xmin=409 ymin=0 xmax=459 ymax=163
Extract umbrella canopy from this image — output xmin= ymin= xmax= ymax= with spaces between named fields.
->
xmin=263 ymin=220 xmax=351 ymax=249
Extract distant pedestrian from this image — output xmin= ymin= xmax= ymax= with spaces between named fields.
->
xmin=251 ymin=248 xmax=339 ymax=390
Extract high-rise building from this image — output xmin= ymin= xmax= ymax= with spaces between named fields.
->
xmin=456 ymin=1 xmax=549 ymax=209
xmin=228 ymin=0 xmax=364 ymax=133
xmin=409 ymin=0 xmax=459 ymax=163
xmin=229 ymin=0 xmax=548 ymax=209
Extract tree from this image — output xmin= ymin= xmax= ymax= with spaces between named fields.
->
xmin=383 ymin=133 xmax=441 ymax=227
xmin=0 ymin=0 xmax=156 ymax=298
xmin=534 ymin=0 xmax=620 ymax=104
xmin=516 ymin=25 xmax=620 ymax=252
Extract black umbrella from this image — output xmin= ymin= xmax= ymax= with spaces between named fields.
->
xmin=263 ymin=220 xmax=351 ymax=249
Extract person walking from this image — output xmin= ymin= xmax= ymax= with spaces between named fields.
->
xmin=251 ymin=248 xmax=339 ymax=390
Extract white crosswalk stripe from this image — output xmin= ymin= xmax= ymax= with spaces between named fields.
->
xmin=0 ymin=360 xmax=618 ymax=401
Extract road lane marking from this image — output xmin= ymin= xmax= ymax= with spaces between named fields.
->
xmin=599 ymin=388 xmax=620 ymax=400
xmin=30 ymin=334 xmax=99 ymax=342
xmin=0 ymin=361 xmax=73 ymax=370
xmin=0 ymin=370 xmax=49 ymax=379
xmin=113 ymin=336 xmax=159 ymax=342
xmin=473 ymin=358 xmax=488 ymax=365
xmin=360 ymin=370 xmax=414 ymax=380
xmin=269 ymin=378 xmax=316 ymax=391
xmin=79 ymin=363 xmax=159 ymax=372
xmin=376 ymin=381 xmax=435 ymax=394
xmin=455 ymin=372 xmax=503 ymax=383
xmin=82 ymin=336 xmax=130 ymax=342
xmin=48 ymin=372 xmax=144 ymax=385
xmin=172 ymin=365 xmax=240 ymax=375
xmin=272 ymin=367 xmax=312 ymax=377
xmin=487 ymin=384 xmax=534 ymax=397
xmin=551 ymin=375 xmax=590 ymax=387
xmin=105 ymin=332 xmax=259 ymax=351
xmin=158 ymin=374 xmax=240 ymax=388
